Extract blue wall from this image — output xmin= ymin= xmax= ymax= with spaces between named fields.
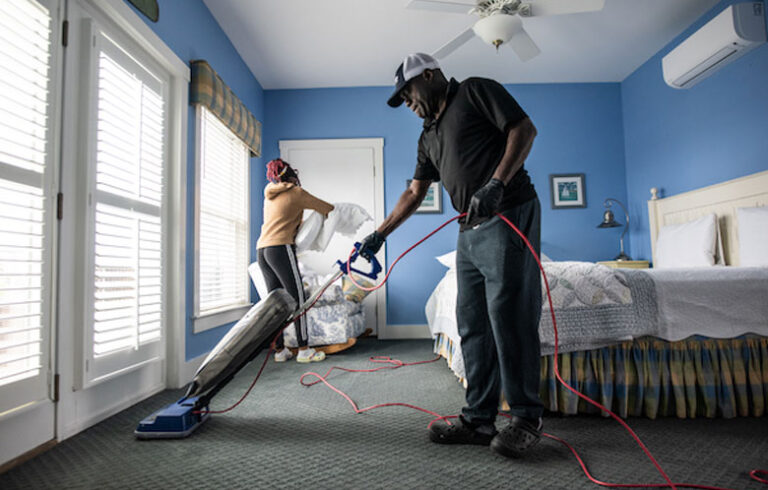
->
xmin=126 ymin=0 xmax=265 ymax=359
xmin=622 ymin=0 xmax=768 ymax=261
xmin=129 ymin=0 xmax=768 ymax=348
xmin=264 ymin=83 xmax=628 ymax=325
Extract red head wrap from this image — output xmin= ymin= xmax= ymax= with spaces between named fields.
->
xmin=266 ymin=158 xmax=287 ymax=184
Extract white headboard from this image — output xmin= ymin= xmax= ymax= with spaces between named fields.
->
xmin=647 ymin=170 xmax=768 ymax=266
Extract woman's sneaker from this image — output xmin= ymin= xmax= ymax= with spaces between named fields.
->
xmin=296 ymin=347 xmax=326 ymax=363
xmin=274 ymin=348 xmax=293 ymax=362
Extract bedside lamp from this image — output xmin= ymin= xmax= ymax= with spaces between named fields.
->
xmin=597 ymin=198 xmax=632 ymax=261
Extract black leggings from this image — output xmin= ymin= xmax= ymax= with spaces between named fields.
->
xmin=256 ymin=245 xmax=308 ymax=348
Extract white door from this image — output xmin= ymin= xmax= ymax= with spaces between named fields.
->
xmin=54 ymin=0 xmax=182 ymax=442
xmin=279 ymin=139 xmax=385 ymax=335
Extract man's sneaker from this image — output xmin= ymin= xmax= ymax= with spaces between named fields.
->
xmin=274 ymin=348 xmax=293 ymax=362
xmin=490 ymin=416 xmax=543 ymax=458
xmin=296 ymin=347 xmax=326 ymax=363
xmin=429 ymin=415 xmax=497 ymax=446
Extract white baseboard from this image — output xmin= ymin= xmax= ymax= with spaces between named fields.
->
xmin=58 ymin=354 xmax=206 ymax=441
xmin=179 ymin=353 xmax=207 ymax=388
xmin=59 ymin=383 xmax=165 ymax=441
xmin=379 ymin=324 xmax=432 ymax=339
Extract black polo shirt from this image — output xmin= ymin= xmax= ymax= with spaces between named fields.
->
xmin=414 ymin=77 xmax=536 ymax=230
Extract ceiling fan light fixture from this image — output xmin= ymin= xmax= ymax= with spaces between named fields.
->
xmin=472 ymin=13 xmax=523 ymax=50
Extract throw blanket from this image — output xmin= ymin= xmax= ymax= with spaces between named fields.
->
xmin=538 ymin=262 xmax=658 ymax=355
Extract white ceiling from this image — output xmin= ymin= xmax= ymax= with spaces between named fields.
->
xmin=201 ymin=0 xmax=719 ymax=90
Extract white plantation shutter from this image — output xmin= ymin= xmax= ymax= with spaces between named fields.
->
xmin=197 ymin=106 xmax=249 ymax=317
xmin=86 ymin=30 xmax=166 ymax=382
xmin=0 ymin=182 xmax=45 ymax=386
xmin=0 ymin=0 xmax=54 ymax=408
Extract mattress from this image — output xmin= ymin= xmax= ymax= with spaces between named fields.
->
xmin=645 ymin=266 xmax=768 ymax=340
xmin=426 ymin=261 xmax=768 ymax=379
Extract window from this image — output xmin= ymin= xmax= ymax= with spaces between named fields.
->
xmin=0 ymin=0 xmax=56 ymax=410
xmin=83 ymin=29 xmax=168 ymax=384
xmin=194 ymin=106 xmax=250 ymax=332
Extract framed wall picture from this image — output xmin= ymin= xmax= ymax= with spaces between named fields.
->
xmin=407 ymin=180 xmax=442 ymax=213
xmin=549 ymin=173 xmax=586 ymax=208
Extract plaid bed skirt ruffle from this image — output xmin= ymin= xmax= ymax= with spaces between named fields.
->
xmin=433 ymin=334 xmax=768 ymax=419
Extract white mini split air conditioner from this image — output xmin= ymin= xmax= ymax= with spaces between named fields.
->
xmin=662 ymin=2 xmax=766 ymax=89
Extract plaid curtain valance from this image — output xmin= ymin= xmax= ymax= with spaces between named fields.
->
xmin=190 ymin=60 xmax=261 ymax=157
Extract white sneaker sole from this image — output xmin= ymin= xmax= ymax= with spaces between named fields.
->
xmin=296 ymin=351 xmax=326 ymax=363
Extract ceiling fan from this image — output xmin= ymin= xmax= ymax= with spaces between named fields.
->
xmin=407 ymin=0 xmax=606 ymax=62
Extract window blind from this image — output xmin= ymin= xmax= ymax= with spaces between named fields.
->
xmin=91 ymin=33 xmax=164 ymax=359
xmin=198 ymin=106 xmax=249 ymax=315
xmin=0 ymin=0 xmax=52 ymax=388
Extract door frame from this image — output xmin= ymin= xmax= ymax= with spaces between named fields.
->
xmin=55 ymin=0 xmax=188 ymax=442
xmin=278 ymin=138 xmax=386 ymax=335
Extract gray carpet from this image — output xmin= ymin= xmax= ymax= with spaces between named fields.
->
xmin=1 ymin=339 xmax=766 ymax=489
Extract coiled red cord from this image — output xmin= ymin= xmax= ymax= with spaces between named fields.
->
xmin=206 ymin=213 xmax=765 ymax=488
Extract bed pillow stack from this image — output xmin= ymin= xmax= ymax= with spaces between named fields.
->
xmin=737 ymin=205 xmax=768 ymax=266
xmin=435 ymin=251 xmax=456 ymax=269
xmin=655 ymin=213 xmax=718 ymax=268
xmin=435 ymin=250 xmax=552 ymax=268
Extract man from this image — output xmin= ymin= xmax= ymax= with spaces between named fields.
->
xmin=359 ymin=53 xmax=543 ymax=458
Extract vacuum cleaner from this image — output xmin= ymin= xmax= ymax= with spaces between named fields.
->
xmin=134 ymin=244 xmax=381 ymax=439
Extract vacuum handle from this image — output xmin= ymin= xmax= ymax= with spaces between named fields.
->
xmin=336 ymin=242 xmax=382 ymax=280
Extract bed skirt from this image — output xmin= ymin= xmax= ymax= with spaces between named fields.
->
xmin=433 ymin=334 xmax=768 ymax=419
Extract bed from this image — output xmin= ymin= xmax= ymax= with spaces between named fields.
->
xmin=426 ymin=170 xmax=768 ymax=419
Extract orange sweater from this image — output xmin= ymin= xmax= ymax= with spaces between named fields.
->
xmin=256 ymin=182 xmax=334 ymax=249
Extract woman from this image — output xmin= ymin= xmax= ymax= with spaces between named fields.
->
xmin=256 ymin=158 xmax=333 ymax=363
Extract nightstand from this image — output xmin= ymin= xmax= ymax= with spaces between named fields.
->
xmin=597 ymin=260 xmax=650 ymax=269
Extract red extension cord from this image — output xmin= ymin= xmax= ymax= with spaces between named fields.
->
xmin=204 ymin=213 xmax=766 ymax=489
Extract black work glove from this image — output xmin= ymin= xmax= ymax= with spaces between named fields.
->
xmin=466 ymin=178 xmax=505 ymax=227
xmin=359 ymin=231 xmax=385 ymax=262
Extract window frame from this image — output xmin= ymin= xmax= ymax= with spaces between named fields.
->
xmin=192 ymin=105 xmax=252 ymax=334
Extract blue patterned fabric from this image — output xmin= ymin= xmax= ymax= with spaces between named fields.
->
xmin=282 ymin=300 xmax=364 ymax=348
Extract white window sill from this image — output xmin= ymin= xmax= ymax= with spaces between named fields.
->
xmin=193 ymin=304 xmax=252 ymax=333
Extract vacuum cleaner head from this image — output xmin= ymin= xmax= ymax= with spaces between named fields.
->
xmin=134 ymin=289 xmax=297 ymax=439
xmin=135 ymin=396 xmax=209 ymax=439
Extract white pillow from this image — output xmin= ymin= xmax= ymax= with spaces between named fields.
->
xmin=655 ymin=213 xmax=718 ymax=269
xmin=435 ymin=250 xmax=549 ymax=267
xmin=295 ymin=211 xmax=323 ymax=252
xmin=738 ymin=206 xmax=768 ymax=266
xmin=436 ymin=251 xmax=456 ymax=269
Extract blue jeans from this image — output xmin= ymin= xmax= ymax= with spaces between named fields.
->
xmin=456 ymin=198 xmax=543 ymax=423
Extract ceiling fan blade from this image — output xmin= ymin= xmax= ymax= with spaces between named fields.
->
xmin=521 ymin=0 xmax=605 ymax=17
xmin=406 ymin=0 xmax=476 ymax=14
xmin=507 ymin=27 xmax=540 ymax=62
xmin=432 ymin=27 xmax=476 ymax=59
